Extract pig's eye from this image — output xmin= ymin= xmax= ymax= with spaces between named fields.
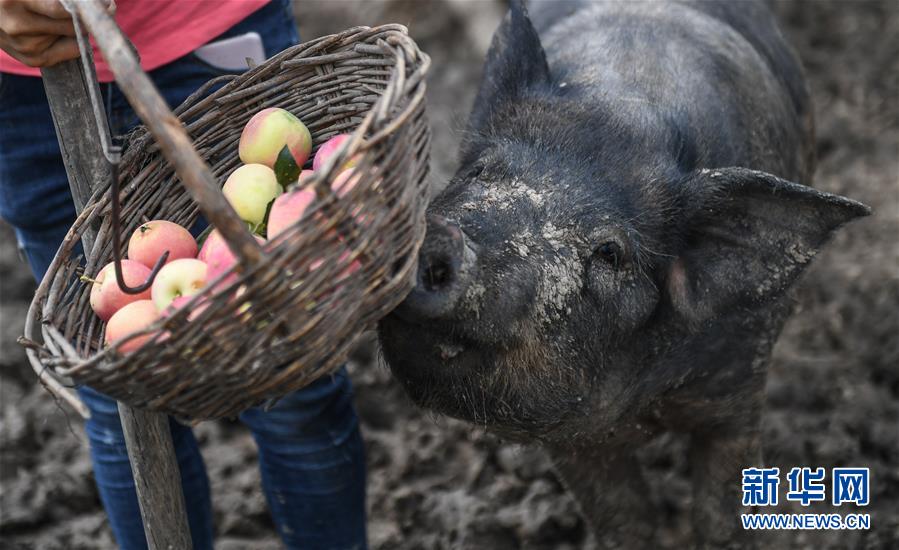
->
xmin=595 ymin=241 xmax=624 ymax=269
xmin=468 ymin=164 xmax=486 ymax=179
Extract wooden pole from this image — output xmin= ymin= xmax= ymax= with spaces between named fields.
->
xmin=41 ymin=59 xmax=193 ymax=550
xmin=116 ymin=406 xmax=194 ymax=550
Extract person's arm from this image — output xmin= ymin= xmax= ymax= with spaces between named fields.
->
xmin=0 ymin=0 xmax=112 ymax=67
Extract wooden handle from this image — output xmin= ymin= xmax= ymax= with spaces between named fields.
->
xmin=41 ymin=59 xmax=109 ymax=253
xmin=39 ymin=13 xmax=195 ymax=550
xmin=118 ymin=404 xmax=194 ymax=550
xmin=72 ymin=0 xmax=262 ymax=268
xmin=36 ymin=59 xmax=106 ymax=418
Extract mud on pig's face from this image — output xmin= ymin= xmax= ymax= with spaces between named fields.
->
xmin=379 ymin=117 xmax=675 ymax=441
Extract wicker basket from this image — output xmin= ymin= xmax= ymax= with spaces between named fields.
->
xmin=23 ymin=24 xmax=431 ymax=421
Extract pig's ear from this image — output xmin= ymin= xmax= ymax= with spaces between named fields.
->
xmin=667 ymin=167 xmax=870 ymax=323
xmin=468 ymin=0 xmax=550 ymax=130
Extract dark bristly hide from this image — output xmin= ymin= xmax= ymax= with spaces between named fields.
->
xmin=379 ymin=0 xmax=870 ymax=546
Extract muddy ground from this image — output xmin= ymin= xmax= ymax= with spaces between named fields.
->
xmin=1 ymin=1 xmax=897 ymax=548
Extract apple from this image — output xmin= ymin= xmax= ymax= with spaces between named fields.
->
xmin=200 ymin=229 xmax=265 ymax=285
xmin=150 ymin=258 xmax=208 ymax=311
xmin=338 ymin=249 xmax=362 ymax=280
xmin=266 ymin=188 xmax=316 ymax=239
xmin=239 ymin=108 xmax=312 ymax=186
xmin=88 ymin=260 xmax=153 ymax=321
xmin=127 ymin=220 xmax=197 ymax=269
xmin=163 ymin=295 xmax=192 ymax=315
xmin=330 ymin=168 xmax=374 ymax=231
xmin=331 ymin=168 xmax=361 ymax=198
xmin=234 ymin=285 xmax=252 ymax=322
xmin=105 ymin=299 xmax=160 ymax=354
xmin=312 ymin=134 xmax=360 ymax=172
xmin=162 ymin=294 xmax=209 ymax=322
xmin=197 ymin=228 xmax=228 ymax=263
xmin=222 ymin=164 xmax=281 ymax=227
xmin=309 ymin=249 xmax=361 ymax=280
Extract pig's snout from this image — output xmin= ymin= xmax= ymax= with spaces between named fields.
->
xmin=398 ymin=214 xmax=476 ymax=320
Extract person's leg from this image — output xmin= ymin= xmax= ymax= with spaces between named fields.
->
xmin=78 ymin=387 xmax=214 ymax=550
xmin=0 ymin=73 xmax=214 ymax=549
xmin=240 ymin=367 xmax=368 ymax=550
xmin=0 ymin=73 xmax=78 ymax=278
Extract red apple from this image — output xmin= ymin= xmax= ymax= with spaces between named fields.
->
xmin=162 ymin=294 xmax=209 ymax=322
xmin=104 ymin=299 xmax=160 ymax=354
xmin=163 ymin=295 xmax=192 ymax=315
xmin=313 ymin=134 xmax=360 ymax=172
xmin=127 ymin=220 xmax=197 ymax=269
xmin=330 ymin=168 xmax=374 ymax=232
xmin=150 ymin=258 xmax=208 ymax=311
xmin=197 ymin=229 xmax=228 ymax=263
xmin=339 ymin=250 xmax=362 ymax=280
xmin=266 ymin=188 xmax=316 ymax=239
xmin=199 ymin=229 xmax=265 ymax=285
xmin=309 ymin=249 xmax=361 ymax=280
xmin=331 ymin=168 xmax=362 ymax=198
xmin=233 ymin=285 xmax=253 ymax=322
xmin=88 ymin=260 xmax=153 ymax=321
xmin=222 ymin=164 xmax=282 ymax=227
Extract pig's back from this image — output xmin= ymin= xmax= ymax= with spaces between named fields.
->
xmin=530 ymin=0 xmax=814 ymax=183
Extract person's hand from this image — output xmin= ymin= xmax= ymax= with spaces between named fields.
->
xmin=0 ymin=0 xmax=114 ymax=68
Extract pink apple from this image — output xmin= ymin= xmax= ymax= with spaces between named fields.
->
xmin=150 ymin=258 xmax=208 ymax=311
xmin=331 ymin=168 xmax=362 ymax=198
xmin=222 ymin=164 xmax=281 ymax=227
xmin=309 ymin=249 xmax=361 ymax=280
xmin=298 ymin=169 xmax=315 ymax=183
xmin=197 ymin=229 xmax=228 ymax=263
xmin=339 ymin=250 xmax=362 ymax=280
xmin=199 ymin=229 xmax=265 ymax=285
xmin=88 ymin=260 xmax=153 ymax=321
xmin=266 ymin=188 xmax=316 ymax=239
xmin=162 ymin=294 xmax=209 ymax=322
xmin=313 ymin=134 xmax=361 ymax=172
xmin=233 ymin=285 xmax=252 ymax=322
xmin=330 ymin=168 xmax=374 ymax=231
xmin=105 ymin=299 xmax=160 ymax=354
xmin=127 ymin=220 xmax=197 ymax=269
xmin=163 ymin=295 xmax=192 ymax=315
xmin=239 ymin=108 xmax=312 ymax=186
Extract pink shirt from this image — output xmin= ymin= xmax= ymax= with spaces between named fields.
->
xmin=0 ymin=0 xmax=270 ymax=81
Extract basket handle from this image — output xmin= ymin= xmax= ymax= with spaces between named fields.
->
xmin=68 ymin=0 xmax=263 ymax=268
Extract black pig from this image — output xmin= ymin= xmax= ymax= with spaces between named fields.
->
xmin=379 ymin=0 xmax=870 ymax=546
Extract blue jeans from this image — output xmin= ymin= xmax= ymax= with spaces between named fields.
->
xmin=0 ymin=1 xmax=367 ymax=548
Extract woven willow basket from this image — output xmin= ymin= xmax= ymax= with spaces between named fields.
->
xmin=23 ymin=25 xmax=431 ymax=421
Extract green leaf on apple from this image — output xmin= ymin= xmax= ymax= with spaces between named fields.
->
xmin=251 ymin=197 xmax=277 ymax=238
xmin=273 ymin=145 xmax=301 ymax=190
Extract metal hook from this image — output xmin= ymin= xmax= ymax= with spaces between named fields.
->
xmin=63 ymin=2 xmax=167 ymax=294
xmin=108 ymin=138 xmax=169 ymax=294
xmin=68 ymin=0 xmax=118 ymax=164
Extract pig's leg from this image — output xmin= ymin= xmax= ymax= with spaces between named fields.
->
xmin=690 ymin=429 xmax=761 ymax=549
xmin=553 ymin=449 xmax=656 ymax=549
